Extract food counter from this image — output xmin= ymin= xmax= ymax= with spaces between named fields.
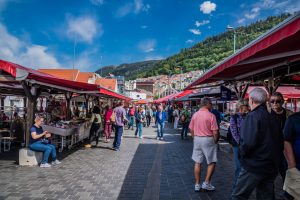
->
xmin=42 ymin=119 xmax=91 ymax=152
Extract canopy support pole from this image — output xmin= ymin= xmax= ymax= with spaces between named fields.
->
xmin=64 ymin=92 xmax=73 ymax=120
xmin=234 ymin=82 xmax=249 ymax=99
xmin=21 ymin=81 xmax=42 ymax=147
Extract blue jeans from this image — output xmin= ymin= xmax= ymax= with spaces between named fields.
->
xmin=157 ymin=122 xmax=164 ymax=138
xmin=135 ymin=123 xmax=143 ymax=137
xmin=29 ymin=141 xmax=57 ymax=164
xmin=232 ymin=146 xmax=241 ymax=189
xmin=181 ymin=122 xmax=189 ymax=139
xmin=128 ymin=116 xmax=134 ymax=129
xmin=113 ymin=125 xmax=123 ymax=149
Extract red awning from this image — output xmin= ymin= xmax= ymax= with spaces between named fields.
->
xmin=154 ymin=93 xmax=178 ymax=104
xmin=173 ymin=90 xmax=193 ymax=99
xmin=246 ymin=86 xmax=300 ymax=99
xmin=185 ymin=13 xmax=300 ymax=89
xmin=0 ymin=59 xmax=130 ymax=100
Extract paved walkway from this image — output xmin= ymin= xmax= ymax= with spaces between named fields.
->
xmin=0 ymin=123 xmax=283 ymax=200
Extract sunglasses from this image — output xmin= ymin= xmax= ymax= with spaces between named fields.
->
xmin=270 ymin=99 xmax=282 ymax=104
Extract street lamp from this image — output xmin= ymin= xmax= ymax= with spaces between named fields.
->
xmin=226 ymin=25 xmax=236 ymax=53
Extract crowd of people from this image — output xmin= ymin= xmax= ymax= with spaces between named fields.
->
xmin=25 ymin=88 xmax=300 ymax=200
xmin=188 ymin=88 xmax=299 ymax=200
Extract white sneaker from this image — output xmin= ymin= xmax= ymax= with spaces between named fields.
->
xmin=160 ymin=137 xmax=164 ymax=140
xmin=40 ymin=163 xmax=51 ymax=168
xmin=201 ymin=182 xmax=215 ymax=191
xmin=195 ymin=184 xmax=201 ymax=192
xmin=156 ymin=137 xmax=160 ymax=140
xmin=51 ymin=160 xmax=61 ymax=165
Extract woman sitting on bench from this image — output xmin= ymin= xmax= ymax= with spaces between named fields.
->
xmin=29 ymin=116 xmax=61 ymax=168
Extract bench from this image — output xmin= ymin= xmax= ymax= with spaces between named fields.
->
xmin=19 ymin=148 xmax=43 ymax=166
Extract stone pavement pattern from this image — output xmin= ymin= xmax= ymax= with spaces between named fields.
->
xmin=0 ymin=123 xmax=283 ymax=200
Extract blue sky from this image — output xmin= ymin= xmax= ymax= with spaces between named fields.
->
xmin=0 ymin=0 xmax=299 ymax=72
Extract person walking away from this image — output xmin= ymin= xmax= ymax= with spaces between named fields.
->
xmin=269 ymin=92 xmax=293 ymax=180
xmin=189 ymin=97 xmax=220 ymax=192
xmin=211 ymin=106 xmax=221 ymax=126
xmin=283 ymin=111 xmax=300 ymax=199
xmin=135 ymin=107 xmax=144 ymax=139
xmin=29 ymin=116 xmax=61 ymax=168
xmin=145 ymin=106 xmax=153 ymax=128
xmin=89 ymin=109 xmax=102 ymax=146
xmin=228 ymin=100 xmax=249 ymax=189
xmin=180 ymin=106 xmax=191 ymax=140
xmin=155 ymin=105 xmax=167 ymax=140
xmin=173 ymin=106 xmax=179 ymax=129
xmin=113 ymin=102 xmax=127 ymax=151
xmin=127 ymin=106 xmax=135 ymax=130
xmin=152 ymin=106 xmax=157 ymax=123
xmin=232 ymin=88 xmax=281 ymax=200
xmin=104 ymin=105 xmax=113 ymax=143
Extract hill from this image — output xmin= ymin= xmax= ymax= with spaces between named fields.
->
xmin=95 ymin=60 xmax=160 ymax=79
xmin=96 ymin=13 xmax=291 ymax=80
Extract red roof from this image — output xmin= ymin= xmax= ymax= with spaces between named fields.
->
xmin=76 ymin=72 xmax=95 ymax=83
xmin=38 ymin=69 xmax=80 ymax=81
xmin=186 ymin=13 xmax=300 ymax=89
xmin=95 ymin=78 xmax=117 ymax=91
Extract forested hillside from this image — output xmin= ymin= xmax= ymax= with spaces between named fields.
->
xmin=97 ymin=14 xmax=291 ymax=80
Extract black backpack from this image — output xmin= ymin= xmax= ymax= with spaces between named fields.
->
xmin=227 ymin=114 xmax=239 ymax=147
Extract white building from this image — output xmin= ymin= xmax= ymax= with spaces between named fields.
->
xmin=125 ymin=80 xmax=136 ymax=91
xmin=124 ymin=90 xmax=147 ymax=100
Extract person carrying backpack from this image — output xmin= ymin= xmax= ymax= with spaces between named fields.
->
xmin=145 ymin=106 xmax=153 ymax=128
xmin=180 ymin=106 xmax=192 ymax=140
xmin=227 ymin=99 xmax=249 ymax=189
xmin=128 ymin=106 xmax=135 ymax=130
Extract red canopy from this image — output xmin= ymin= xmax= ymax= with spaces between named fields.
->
xmin=186 ymin=13 xmax=300 ymax=89
xmin=154 ymin=93 xmax=178 ymax=104
xmin=246 ymin=86 xmax=300 ymax=99
xmin=173 ymin=90 xmax=193 ymax=99
xmin=0 ymin=59 xmax=130 ymax=100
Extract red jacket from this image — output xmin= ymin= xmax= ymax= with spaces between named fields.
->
xmin=104 ymin=109 xmax=113 ymax=122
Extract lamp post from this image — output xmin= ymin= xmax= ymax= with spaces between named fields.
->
xmin=72 ymin=37 xmax=77 ymax=81
xmin=226 ymin=25 xmax=236 ymax=53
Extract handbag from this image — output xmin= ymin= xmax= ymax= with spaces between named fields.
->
xmin=110 ymin=112 xmax=116 ymax=123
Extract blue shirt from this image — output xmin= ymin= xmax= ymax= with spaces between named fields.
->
xmin=284 ymin=112 xmax=300 ymax=170
xmin=29 ymin=125 xmax=44 ymax=144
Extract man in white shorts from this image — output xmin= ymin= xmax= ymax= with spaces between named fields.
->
xmin=189 ymin=97 xmax=220 ymax=192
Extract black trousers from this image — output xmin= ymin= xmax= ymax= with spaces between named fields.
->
xmin=89 ymin=123 xmax=100 ymax=145
xmin=146 ymin=115 xmax=151 ymax=127
xmin=232 ymin=167 xmax=276 ymax=200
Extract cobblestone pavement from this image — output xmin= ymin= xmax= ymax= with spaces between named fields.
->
xmin=0 ymin=123 xmax=284 ymax=200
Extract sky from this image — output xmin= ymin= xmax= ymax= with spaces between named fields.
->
xmin=0 ymin=0 xmax=299 ymax=72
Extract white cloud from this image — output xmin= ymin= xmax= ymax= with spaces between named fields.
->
xmin=237 ymin=18 xmax=246 ymax=24
xmin=0 ymin=23 xmax=61 ymax=69
xmin=140 ymin=25 xmax=148 ymax=29
xmin=145 ymin=55 xmax=164 ymax=61
xmin=90 ymin=0 xmax=104 ymax=6
xmin=67 ymin=16 xmax=102 ymax=43
xmin=116 ymin=0 xmax=150 ymax=17
xmin=138 ymin=39 xmax=156 ymax=53
xmin=200 ymin=1 xmax=216 ymax=14
xmin=244 ymin=5 xmax=260 ymax=19
xmin=195 ymin=20 xmax=210 ymax=27
xmin=20 ymin=45 xmax=60 ymax=68
xmin=134 ymin=0 xmax=150 ymax=13
xmin=185 ymin=39 xmax=194 ymax=44
xmin=189 ymin=29 xmax=201 ymax=35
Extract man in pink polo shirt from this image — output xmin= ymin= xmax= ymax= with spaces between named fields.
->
xmin=189 ymin=97 xmax=220 ymax=192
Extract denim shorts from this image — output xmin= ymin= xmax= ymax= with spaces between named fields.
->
xmin=192 ymin=136 xmax=217 ymax=164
